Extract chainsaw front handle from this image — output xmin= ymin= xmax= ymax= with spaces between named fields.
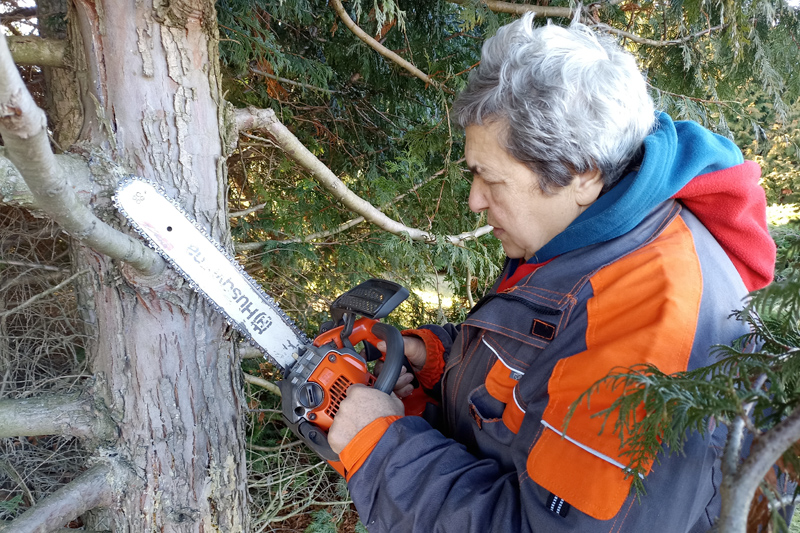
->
xmin=369 ymin=322 xmax=405 ymax=394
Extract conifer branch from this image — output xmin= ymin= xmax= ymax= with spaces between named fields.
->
xmin=330 ymin=0 xmax=453 ymax=95
xmin=446 ymin=0 xmax=573 ymax=18
xmin=0 ymin=391 xmax=117 ymax=442
xmin=236 ymin=158 xmax=480 ymax=248
xmin=7 ymin=35 xmax=68 ymax=68
xmin=234 ymin=107 xmax=492 ymax=248
xmin=0 ymin=461 xmax=131 ymax=533
xmin=591 ymin=23 xmax=728 ymax=47
xmin=719 ymin=406 xmax=800 ymax=533
xmin=0 ymin=32 xmax=164 ymax=276
xmin=230 ymin=202 xmax=268 ymax=219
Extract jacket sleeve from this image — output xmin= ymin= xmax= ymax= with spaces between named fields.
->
xmin=402 ymin=323 xmax=460 ymax=401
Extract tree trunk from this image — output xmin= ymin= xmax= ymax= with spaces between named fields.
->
xmin=61 ymin=1 xmax=247 ymax=530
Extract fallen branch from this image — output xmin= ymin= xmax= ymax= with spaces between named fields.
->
xmin=234 ymin=107 xmax=492 ymax=248
xmin=0 ymin=391 xmax=117 ymax=442
xmin=330 ymin=0 xmax=452 ymax=94
xmin=0 ymin=461 xmax=127 ymax=533
xmin=0 ymin=33 xmax=164 ymax=276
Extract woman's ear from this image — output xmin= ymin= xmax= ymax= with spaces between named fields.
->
xmin=573 ymin=168 xmax=604 ymax=207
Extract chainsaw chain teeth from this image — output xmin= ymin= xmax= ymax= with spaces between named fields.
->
xmin=114 ymin=176 xmax=310 ymax=367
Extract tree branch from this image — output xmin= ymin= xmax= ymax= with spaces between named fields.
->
xmin=0 ymin=269 xmax=89 ymax=319
xmin=250 ymin=67 xmax=337 ymax=95
xmin=590 ymin=23 xmax=728 ymax=47
xmin=330 ymin=0 xmax=453 ymax=94
xmin=234 ymin=107 xmax=492 ymax=248
xmin=0 ymin=147 xmax=95 ymax=210
xmin=7 ymin=36 xmax=68 ymax=68
xmin=0 ymin=6 xmax=37 ymax=23
xmin=0 ymin=391 xmax=117 ymax=442
xmin=718 ymin=405 xmax=800 ymax=533
xmin=234 ymin=107 xmax=434 ymax=240
xmin=243 ymin=372 xmax=281 ymax=397
xmin=0 ymin=461 xmax=129 ymax=533
xmin=0 ymin=33 xmax=164 ymax=276
xmin=230 ymin=202 xmax=268 ymax=219
xmin=446 ymin=0 xmax=573 ymax=18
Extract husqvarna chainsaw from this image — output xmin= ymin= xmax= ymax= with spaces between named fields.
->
xmin=114 ymin=178 xmax=418 ymax=471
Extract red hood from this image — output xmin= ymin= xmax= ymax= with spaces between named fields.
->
xmin=673 ymin=160 xmax=776 ymax=292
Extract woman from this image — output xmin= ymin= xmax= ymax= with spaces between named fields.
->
xmin=328 ymin=14 xmax=775 ymax=532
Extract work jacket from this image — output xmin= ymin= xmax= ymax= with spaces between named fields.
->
xmin=338 ymin=114 xmax=776 ymax=532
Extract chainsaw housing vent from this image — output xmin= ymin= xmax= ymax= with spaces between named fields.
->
xmin=326 ymin=375 xmax=352 ymax=418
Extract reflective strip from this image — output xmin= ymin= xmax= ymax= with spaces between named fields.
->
xmin=512 ymin=387 xmax=525 ymax=414
xmin=481 ymin=337 xmax=524 ymax=376
xmin=540 ymin=420 xmax=644 ymax=479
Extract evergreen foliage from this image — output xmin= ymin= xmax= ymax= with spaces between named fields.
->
xmin=217 ymin=0 xmax=799 ymax=335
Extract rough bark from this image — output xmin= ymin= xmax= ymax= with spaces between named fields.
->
xmin=2 ymin=0 xmax=249 ymax=530
xmin=60 ymin=1 xmax=249 ymax=530
xmin=38 ymin=0 xmax=83 ymax=148
xmin=0 ymin=32 xmax=164 ymax=276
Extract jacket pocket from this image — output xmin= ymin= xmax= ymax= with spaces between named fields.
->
xmin=467 ymin=384 xmax=517 ymax=447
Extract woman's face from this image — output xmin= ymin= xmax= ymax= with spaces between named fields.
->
xmin=465 ymin=122 xmax=602 ymax=261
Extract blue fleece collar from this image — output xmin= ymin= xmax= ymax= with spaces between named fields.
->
xmin=533 ymin=112 xmax=744 ymax=262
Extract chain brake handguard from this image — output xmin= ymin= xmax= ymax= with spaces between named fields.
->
xmin=279 ymin=279 xmax=409 ymax=464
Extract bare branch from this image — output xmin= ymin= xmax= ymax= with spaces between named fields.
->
xmin=230 ymin=202 xmax=268 ymax=219
xmin=244 ymin=372 xmax=281 ymax=397
xmin=0 ymin=260 xmax=66 ymax=273
xmin=1 ymin=147 xmax=94 ymax=210
xmin=250 ymin=67 xmax=337 ymax=95
xmin=446 ymin=0 xmax=573 ymax=18
xmin=0 ymin=461 xmax=130 ymax=533
xmin=0 ymin=33 xmax=164 ymax=276
xmin=591 ymin=23 xmax=728 ymax=47
xmin=0 ymin=269 xmax=89 ymax=319
xmin=0 ymin=6 xmax=37 ymax=21
xmin=234 ymin=107 xmax=435 ymax=241
xmin=330 ymin=0 xmax=453 ymax=94
xmin=718 ymin=405 xmax=800 ymax=533
xmin=234 ymin=107 xmax=493 ymax=248
xmin=0 ymin=391 xmax=117 ymax=442
xmin=7 ymin=36 xmax=68 ymax=68
xmin=239 ymin=345 xmax=265 ymax=359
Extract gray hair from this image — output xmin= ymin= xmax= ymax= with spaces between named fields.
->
xmin=452 ymin=14 xmax=656 ymax=193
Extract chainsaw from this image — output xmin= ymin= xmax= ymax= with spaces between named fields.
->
xmin=114 ymin=178 xmax=417 ymax=469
